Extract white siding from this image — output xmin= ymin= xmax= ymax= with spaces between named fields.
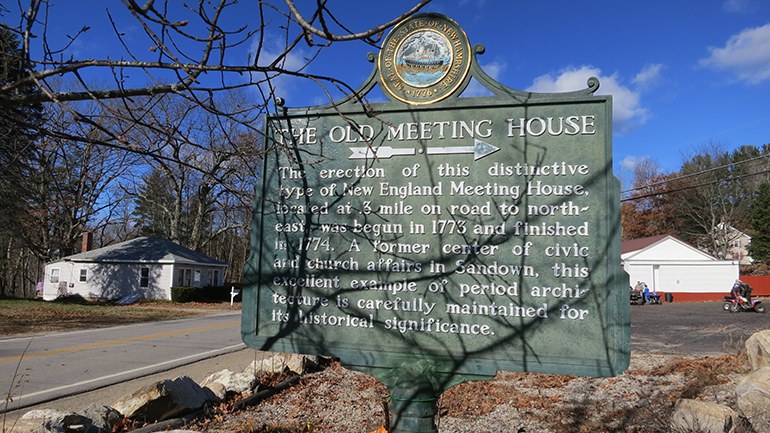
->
xmin=625 ymin=239 xmax=715 ymax=262
xmin=44 ymin=262 xmax=176 ymax=300
xmin=656 ymin=263 xmax=738 ymax=293
xmin=43 ymin=261 xmax=77 ymax=300
xmin=624 ymin=261 xmax=738 ymax=294
xmin=622 ymin=236 xmax=739 ymax=296
xmin=172 ymin=265 xmax=225 ymax=288
xmin=159 ymin=265 xmax=175 ymax=297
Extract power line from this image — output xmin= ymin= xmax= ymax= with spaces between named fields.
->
xmin=621 ymin=167 xmax=770 ymax=202
xmin=621 ymin=153 xmax=770 ymax=195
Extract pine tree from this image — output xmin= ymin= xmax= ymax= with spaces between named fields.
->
xmin=1 ymin=29 xmax=42 ymax=224
xmin=0 ymin=28 xmax=44 ymax=296
xmin=749 ymin=183 xmax=770 ymax=263
xmin=133 ymin=169 xmax=176 ymax=239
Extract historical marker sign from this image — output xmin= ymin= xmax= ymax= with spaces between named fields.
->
xmin=242 ymin=13 xmax=629 ymax=398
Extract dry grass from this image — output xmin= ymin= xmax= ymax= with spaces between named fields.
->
xmin=183 ymin=353 xmax=750 ymax=433
xmin=0 ymin=298 xmax=236 ymax=336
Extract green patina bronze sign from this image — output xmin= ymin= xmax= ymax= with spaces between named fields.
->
xmin=242 ymin=12 xmax=629 ymax=432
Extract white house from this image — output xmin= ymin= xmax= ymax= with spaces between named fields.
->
xmin=713 ymin=222 xmax=753 ymax=265
xmin=43 ymin=237 xmax=228 ymax=301
xmin=621 ymin=235 xmax=739 ymax=301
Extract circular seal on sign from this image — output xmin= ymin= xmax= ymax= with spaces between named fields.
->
xmin=378 ymin=13 xmax=471 ymax=105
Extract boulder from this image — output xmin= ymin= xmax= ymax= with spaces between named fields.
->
xmin=745 ymin=330 xmax=770 ymax=371
xmin=244 ymin=353 xmax=319 ymax=375
xmin=201 ymin=380 xmax=228 ymax=402
xmin=111 ymin=376 xmax=217 ymax=423
xmin=14 ymin=409 xmax=93 ymax=433
xmin=79 ymin=405 xmax=121 ymax=433
xmin=201 ymin=369 xmax=256 ymax=400
xmin=670 ymin=399 xmax=736 ymax=433
xmin=735 ymin=367 xmax=770 ymax=433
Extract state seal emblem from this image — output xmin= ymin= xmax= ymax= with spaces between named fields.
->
xmin=378 ymin=13 xmax=472 ymax=105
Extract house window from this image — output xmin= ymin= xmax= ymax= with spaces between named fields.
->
xmin=50 ymin=268 xmax=60 ymax=284
xmin=79 ymin=269 xmax=88 ymax=283
xmin=177 ymin=268 xmax=192 ymax=286
xmin=140 ymin=267 xmax=149 ymax=288
xmin=213 ymin=270 xmax=220 ymax=286
xmin=194 ymin=269 xmax=201 ymax=284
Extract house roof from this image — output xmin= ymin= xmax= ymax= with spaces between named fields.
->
xmin=621 ymin=234 xmax=719 ymax=261
xmin=55 ymin=237 xmax=227 ymax=266
xmin=715 ymin=222 xmax=752 ymax=241
xmin=621 ymin=235 xmax=668 ymax=254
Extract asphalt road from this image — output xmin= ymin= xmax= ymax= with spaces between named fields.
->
xmin=630 ymin=300 xmax=770 ymax=355
xmin=2 ymin=301 xmax=768 ymax=416
xmin=0 ymin=311 xmax=244 ymax=411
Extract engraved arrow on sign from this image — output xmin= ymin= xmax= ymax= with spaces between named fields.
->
xmin=426 ymin=139 xmax=500 ymax=160
xmin=349 ymin=139 xmax=499 ymax=161
xmin=348 ymin=146 xmax=416 ymax=160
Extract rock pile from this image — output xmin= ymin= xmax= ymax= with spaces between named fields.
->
xmin=9 ymin=352 xmax=319 ymax=433
xmin=10 ymin=331 xmax=770 ymax=433
xmin=671 ymin=329 xmax=770 ymax=433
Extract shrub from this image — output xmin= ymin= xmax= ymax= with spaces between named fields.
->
xmin=171 ymin=285 xmax=241 ymax=303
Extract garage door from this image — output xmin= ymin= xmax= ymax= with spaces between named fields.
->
xmin=657 ymin=264 xmax=733 ymax=293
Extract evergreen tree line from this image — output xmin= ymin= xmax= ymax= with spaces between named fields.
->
xmin=621 ymin=143 xmax=770 ymax=265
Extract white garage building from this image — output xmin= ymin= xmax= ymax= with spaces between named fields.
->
xmin=621 ymin=235 xmax=739 ymax=301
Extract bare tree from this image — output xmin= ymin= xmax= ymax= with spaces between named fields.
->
xmin=126 ymin=91 xmax=259 ymax=253
xmin=669 ymin=142 xmax=755 ymax=257
xmin=1 ymin=0 xmax=431 ymax=156
xmin=620 ymin=158 xmax=677 ymax=239
xmin=0 ymin=1 xmax=430 ymax=294
xmin=0 ymin=100 xmax=136 ymax=297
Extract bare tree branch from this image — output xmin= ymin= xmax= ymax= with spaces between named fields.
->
xmin=0 ymin=0 xmax=431 ymax=296
xmin=283 ymin=0 xmax=431 ymax=44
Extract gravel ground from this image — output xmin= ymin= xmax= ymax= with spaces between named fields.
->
xmin=186 ymin=350 xmax=751 ymax=433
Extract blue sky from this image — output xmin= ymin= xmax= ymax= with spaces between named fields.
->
xmin=10 ymin=0 xmax=770 ymax=186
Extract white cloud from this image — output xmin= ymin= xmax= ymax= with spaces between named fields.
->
xmin=621 ymin=155 xmax=645 ymax=171
xmin=248 ymin=34 xmax=311 ymax=101
xmin=480 ymin=60 xmax=506 ymax=80
xmin=461 ymin=59 xmax=507 ymax=97
xmin=633 ymin=63 xmax=664 ymax=89
xmin=699 ymin=23 xmax=770 ymax=84
xmin=722 ymin=0 xmax=755 ymax=13
xmin=527 ymin=65 xmax=650 ymax=134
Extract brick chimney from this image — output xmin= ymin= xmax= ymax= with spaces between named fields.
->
xmin=82 ymin=232 xmax=93 ymax=253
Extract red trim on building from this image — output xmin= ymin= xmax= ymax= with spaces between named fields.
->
xmin=660 ymin=292 xmax=727 ymax=302
xmin=655 ymin=288 xmax=770 ymax=302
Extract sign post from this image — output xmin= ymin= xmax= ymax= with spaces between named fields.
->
xmin=242 ymin=13 xmax=629 ymax=433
